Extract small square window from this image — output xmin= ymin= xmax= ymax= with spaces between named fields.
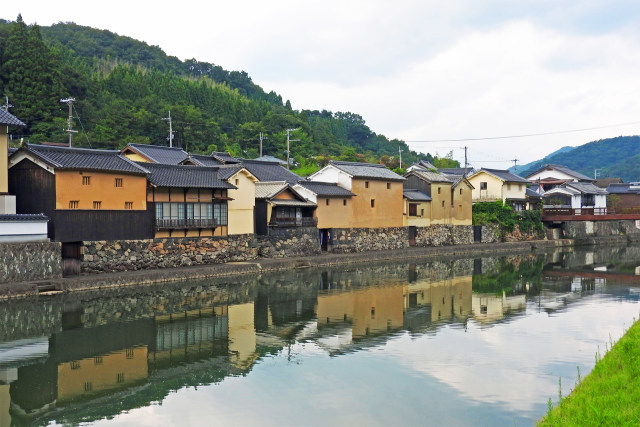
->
xmin=82 ymin=176 xmax=91 ymax=185
xmin=438 ymin=187 xmax=441 ymax=194
xmin=386 ymin=182 xmax=391 ymax=189
xmin=441 ymin=200 xmax=445 ymax=207
xmin=371 ymin=199 xmax=375 ymax=208
xmin=84 ymin=382 xmax=92 ymax=392
xmin=93 ymin=201 xmax=102 ymax=209
xmin=480 ymin=182 xmax=487 ymax=190
xmin=235 ymin=178 xmax=239 ymax=186
xmin=365 ymin=181 xmax=369 ymax=188
xmin=114 ymin=178 xmax=123 ymax=187
xmin=70 ymin=360 xmax=81 ymax=370
xmin=125 ymin=202 xmax=133 ymax=209
xmin=326 ymin=199 xmax=329 ymax=206
xmin=69 ymin=200 xmax=79 ymax=209
xmin=117 ymin=373 xmax=125 ymax=384
xmin=460 ymin=188 xmax=463 ymax=195
xmin=343 ymin=199 xmax=347 ymax=206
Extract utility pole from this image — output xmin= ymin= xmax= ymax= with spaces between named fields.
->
xmin=286 ymin=128 xmax=300 ymax=170
xmin=162 ymin=111 xmax=174 ymax=147
xmin=2 ymin=97 xmax=12 ymax=112
xmin=594 ymin=168 xmax=601 ymax=180
xmin=464 ymin=146 xmax=469 ymax=174
xmin=60 ymin=98 xmax=77 ymax=147
xmin=259 ymin=132 xmax=268 ymax=157
xmin=398 ymin=146 xmax=403 ymax=169
xmin=511 ymin=158 xmax=519 ymax=173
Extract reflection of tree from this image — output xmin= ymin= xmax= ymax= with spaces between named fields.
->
xmin=472 ymin=257 xmax=544 ymax=295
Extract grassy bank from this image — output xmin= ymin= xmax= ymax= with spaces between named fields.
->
xmin=539 ymin=319 xmax=640 ymax=426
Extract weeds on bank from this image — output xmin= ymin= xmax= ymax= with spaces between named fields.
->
xmin=539 ymin=317 xmax=640 ymax=426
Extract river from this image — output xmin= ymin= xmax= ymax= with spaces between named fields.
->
xmin=1 ymin=244 xmax=640 ymax=426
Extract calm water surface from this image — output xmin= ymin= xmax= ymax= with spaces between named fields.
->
xmin=2 ymin=245 xmax=640 ymax=426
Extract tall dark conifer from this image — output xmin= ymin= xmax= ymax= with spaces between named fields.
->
xmin=0 ymin=15 xmax=63 ymax=130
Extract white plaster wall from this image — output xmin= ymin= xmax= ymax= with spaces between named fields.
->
xmin=0 ymin=220 xmax=48 ymax=241
xmin=309 ymin=166 xmax=352 ymax=190
xmin=292 ymin=184 xmax=317 ymax=203
xmin=527 ymin=170 xmax=578 ymax=181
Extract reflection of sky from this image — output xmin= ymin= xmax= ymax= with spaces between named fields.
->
xmin=88 ymin=292 xmax=640 ymax=427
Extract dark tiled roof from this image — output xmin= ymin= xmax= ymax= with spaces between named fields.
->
xmin=606 ymin=183 xmax=639 ymax=194
xmin=216 ymin=165 xmax=245 ymax=181
xmin=0 ymin=213 xmax=48 ymax=222
xmin=211 ymin=152 xmax=241 ymax=164
xmin=8 ymin=147 xmax=17 ymax=156
xmin=478 ymin=168 xmax=530 ymax=183
xmin=141 ymin=163 xmax=234 ymax=189
xmin=526 ymin=164 xmax=594 ymax=181
xmin=403 ymin=189 xmax=432 ymax=201
xmin=25 ymin=144 xmax=148 ymax=175
xmin=182 ymin=154 xmax=225 ymax=167
xmin=406 ymin=169 xmax=453 ymax=183
xmin=525 ymin=188 xmax=542 ymax=198
xmin=565 ymin=182 xmax=608 ymax=194
xmin=124 ymin=143 xmax=188 ymax=165
xmin=0 ymin=109 xmax=26 ymax=126
xmin=242 ymin=159 xmax=302 ymax=183
xmin=438 ymin=167 xmax=474 ymax=176
xmin=296 ymin=181 xmax=355 ymax=197
xmin=329 ymin=160 xmax=404 ymax=181
xmin=254 ymin=155 xmax=288 ymax=165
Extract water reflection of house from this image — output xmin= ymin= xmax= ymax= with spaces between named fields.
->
xmin=403 ymin=276 xmax=473 ymax=329
xmin=316 ymin=285 xmax=405 ymax=339
xmin=472 ymin=292 xmax=527 ymax=323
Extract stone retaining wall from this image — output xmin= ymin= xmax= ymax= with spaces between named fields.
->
xmin=257 ymin=227 xmax=321 ymax=258
xmin=562 ymin=220 xmax=640 ymax=239
xmin=0 ymin=241 xmax=62 ymax=284
xmin=415 ymin=225 xmax=475 ymax=246
xmin=329 ymin=227 xmax=409 ymax=253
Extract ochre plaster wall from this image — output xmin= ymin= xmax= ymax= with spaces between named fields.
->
xmin=404 ymin=199 xmax=431 ymax=227
xmin=227 ymin=170 xmax=255 ymax=235
xmin=350 ymin=179 xmax=403 ymax=228
xmin=316 ymin=197 xmax=353 ymax=228
xmin=451 ymin=183 xmax=473 ymax=225
xmin=430 ymin=183 xmax=453 ymax=224
xmin=56 ymin=170 xmax=147 ymax=210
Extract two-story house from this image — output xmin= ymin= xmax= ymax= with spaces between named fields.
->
xmin=525 ymin=164 xmax=594 ymax=192
xmin=307 ymin=160 xmax=405 ymax=228
xmin=254 ymin=182 xmax=317 ymax=235
xmin=467 ymin=168 xmax=530 ymax=210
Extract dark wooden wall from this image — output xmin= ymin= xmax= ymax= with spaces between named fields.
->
xmin=254 ymin=200 xmax=268 ymax=236
xmin=9 ymin=159 xmax=56 ymax=237
xmin=53 ymin=207 xmax=154 ymax=242
xmin=403 ymin=174 xmax=431 ymax=196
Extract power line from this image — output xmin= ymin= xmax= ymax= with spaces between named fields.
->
xmin=404 ymin=120 xmax=640 ymax=143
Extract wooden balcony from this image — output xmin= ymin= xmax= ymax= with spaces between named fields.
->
xmin=542 ymin=207 xmax=640 ymax=221
xmin=155 ymin=218 xmax=218 ymax=230
xmin=269 ymin=217 xmax=318 ymax=228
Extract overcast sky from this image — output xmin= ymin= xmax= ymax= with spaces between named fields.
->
xmin=5 ymin=1 xmax=640 ymax=167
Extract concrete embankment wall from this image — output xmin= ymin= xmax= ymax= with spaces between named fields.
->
xmin=561 ymin=220 xmax=640 ymax=243
xmin=0 ymin=241 xmax=62 ymax=284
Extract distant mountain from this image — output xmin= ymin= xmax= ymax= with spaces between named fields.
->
xmin=517 ymin=136 xmax=640 ymax=182
xmin=509 ymin=146 xmax=574 ymax=175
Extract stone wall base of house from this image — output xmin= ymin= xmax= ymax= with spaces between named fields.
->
xmin=81 ymin=228 xmax=322 ymax=273
xmin=415 ymin=225 xmax=476 ymax=246
xmin=0 ymin=241 xmax=62 ymax=284
xmin=328 ymin=227 xmax=409 ymax=253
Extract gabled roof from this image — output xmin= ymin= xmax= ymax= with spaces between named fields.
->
xmin=451 ymin=176 xmax=475 ymax=189
xmin=327 ymin=160 xmax=404 ymax=181
xmin=212 ymin=152 xmax=241 ymax=164
xmin=525 ymin=188 xmax=543 ymax=199
xmin=122 ymin=143 xmax=188 ymax=165
xmin=295 ymin=181 xmax=355 ymax=197
xmin=408 ymin=160 xmax=437 ymax=171
xmin=0 ymin=109 xmax=26 ymax=127
xmin=254 ymin=182 xmax=315 ymax=207
xmin=141 ymin=162 xmax=234 ymax=189
xmin=181 ymin=154 xmax=224 ymax=167
xmin=242 ymin=159 xmax=302 ymax=183
xmin=405 ymin=169 xmax=453 ymax=184
xmin=525 ymin=164 xmax=593 ymax=182
xmin=565 ymin=181 xmax=608 ymax=195
xmin=254 ymin=155 xmax=287 ymax=165
xmin=8 ymin=147 xmax=17 ymax=156
xmin=438 ymin=167 xmax=474 ymax=177
xmin=471 ymin=168 xmax=529 ymax=184
xmin=18 ymin=144 xmax=148 ymax=175
xmin=403 ymin=189 xmax=432 ymax=202
xmin=215 ymin=164 xmax=247 ymax=181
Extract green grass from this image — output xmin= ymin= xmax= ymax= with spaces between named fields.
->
xmin=539 ymin=319 xmax=640 ymax=426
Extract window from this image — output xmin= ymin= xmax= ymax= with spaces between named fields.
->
xmin=409 ymin=203 xmax=418 ymax=216
xmin=365 ymin=181 xmax=369 ymax=188
xmin=126 ymin=348 xmax=134 ymax=359
xmin=84 ymin=382 xmax=93 ymax=392
xmin=442 ymin=200 xmax=445 ymax=207
xmin=94 ymin=356 xmax=103 ymax=365
xmin=480 ymin=182 xmax=487 ymax=190
xmin=82 ymin=176 xmax=91 ymax=185
xmin=70 ymin=361 xmax=81 ymax=370
xmin=114 ymin=178 xmax=123 ymax=187
xmin=507 ymin=183 xmax=512 ymax=190
xmin=213 ymin=203 xmax=228 ymax=225
xmin=117 ymin=373 xmax=125 ymax=384
xmin=125 ymin=202 xmax=133 ymax=210
xmin=69 ymin=200 xmax=79 ymax=209
xmin=371 ymin=199 xmax=375 ymax=208
xmin=343 ymin=199 xmax=347 ymax=206
xmin=460 ymin=188 xmax=463 ymax=195
xmin=93 ymin=201 xmax=102 ymax=209
xmin=386 ymin=182 xmax=391 ymax=189
xmin=437 ymin=187 xmax=441 ymax=194
xmin=421 ymin=209 xmax=424 ymax=216
xmin=326 ymin=198 xmax=329 ymax=206
xmin=235 ymin=178 xmax=239 ymax=186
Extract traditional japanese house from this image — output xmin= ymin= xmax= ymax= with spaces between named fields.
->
xmin=525 ymin=164 xmax=594 ymax=192
xmin=8 ymin=144 xmax=152 ymax=242
xmin=142 ymin=163 xmax=235 ymax=237
xmin=307 ymin=161 xmax=405 ymax=228
xmin=254 ymin=182 xmax=317 ymax=235
xmin=120 ymin=143 xmax=188 ymax=165
xmin=467 ymin=168 xmax=530 ymax=211
xmin=293 ymin=181 xmax=355 ymax=229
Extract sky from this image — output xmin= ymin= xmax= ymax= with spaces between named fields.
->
xmin=5 ymin=1 xmax=640 ymax=168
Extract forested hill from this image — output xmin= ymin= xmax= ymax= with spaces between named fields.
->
xmin=517 ymin=135 xmax=640 ymax=182
xmin=0 ymin=15 xmax=450 ymax=171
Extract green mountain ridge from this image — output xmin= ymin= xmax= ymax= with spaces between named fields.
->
xmin=0 ymin=15 xmax=444 ymax=171
xmin=517 ymin=135 xmax=640 ymax=182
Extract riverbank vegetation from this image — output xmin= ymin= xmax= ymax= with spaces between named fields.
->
xmin=539 ymin=319 xmax=640 ymax=425
xmin=472 ymin=201 xmax=544 ymax=236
